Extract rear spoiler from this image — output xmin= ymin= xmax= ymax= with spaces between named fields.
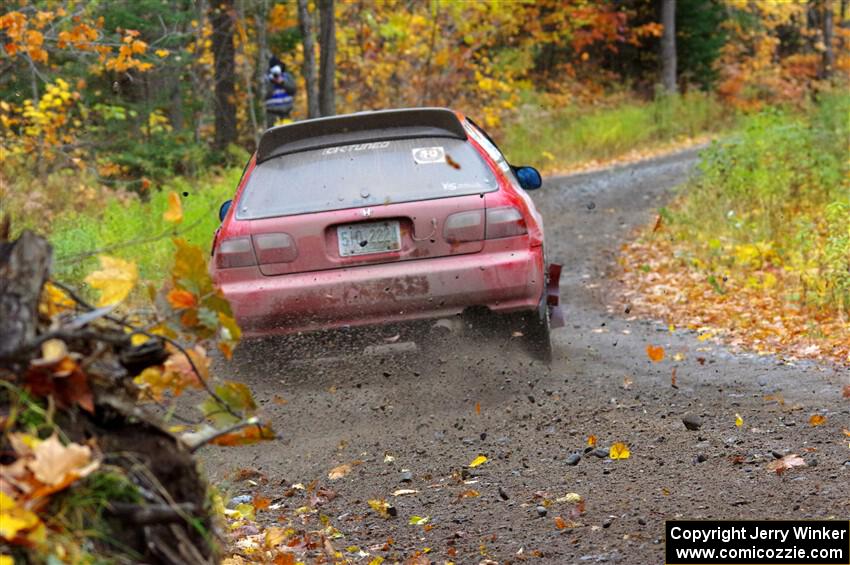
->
xmin=257 ymin=108 xmax=467 ymax=163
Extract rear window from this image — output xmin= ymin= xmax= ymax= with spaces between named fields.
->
xmin=235 ymin=137 xmax=498 ymax=219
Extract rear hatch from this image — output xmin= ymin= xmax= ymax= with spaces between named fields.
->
xmin=235 ymin=136 xmax=499 ymax=276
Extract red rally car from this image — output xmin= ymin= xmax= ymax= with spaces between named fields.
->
xmin=211 ymin=108 xmax=563 ymax=360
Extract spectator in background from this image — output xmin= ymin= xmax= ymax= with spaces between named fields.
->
xmin=265 ymin=56 xmax=296 ymax=128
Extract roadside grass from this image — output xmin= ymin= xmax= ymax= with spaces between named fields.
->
xmin=674 ymin=91 xmax=850 ymax=311
xmin=619 ymin=90 xmax=850 ymax=363
xmin=502 ymin=91 xmax=735 ymax=171
xmin=48 ymin=167 xmax=241 ymax=285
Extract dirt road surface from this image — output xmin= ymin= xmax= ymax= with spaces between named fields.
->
xmin=202 ymin=149 xmax=849 ymax=564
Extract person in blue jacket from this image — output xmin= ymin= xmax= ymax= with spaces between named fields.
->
xmin=265 ymin=56 xmax=296 ymax=128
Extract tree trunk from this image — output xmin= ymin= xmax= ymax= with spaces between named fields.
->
xmin=318 ymin=0 xmax=336 ymax=117
xmin=822 ymin=0 xmax=835 ymax=79
xmin=660 ymin=0 xmax=677 ymax=93
xmin=210 ymin=0 xmax=237 ymax=150
xmin=255 ymin=0 xmax=270 ymax=129
xmin=298 ymin=0 xmax=320 ymax=118
xmin=236 ymin=0 xmax=259 ymax=145
xmin=0 ymin=231 xmax=51 ymax=362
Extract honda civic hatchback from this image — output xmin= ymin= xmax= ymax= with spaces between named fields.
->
xmin=211 ymin=108 xmax=562 ymax=360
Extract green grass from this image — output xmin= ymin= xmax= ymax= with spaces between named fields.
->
xmin=501 ymin=91 xmax=736 ymax=170
xmin=48 ymin=167 xmax=242 ymax=285
xmin=671 ymin=91 xmax=850 ymax=311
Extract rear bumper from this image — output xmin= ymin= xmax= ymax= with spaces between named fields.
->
xmin=216 ymin=243 xmax=545 ymax=336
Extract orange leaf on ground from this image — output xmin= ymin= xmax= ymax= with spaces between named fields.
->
xmin=808 ymin=414 xmax=826 ymax=426
xmin=475 ymin=402 xmax=480 ymax=415
xmin=586 ymin=435 xmax=597 ymax=447
xmin=209 ymin=424 xmax=274 ymax=447
xmin=167 ymin=289 xmax=197 ymax=310
xmin=843 ymin=385 xmax=850 ymax=399
xmin=554 ymin=516 xmax=567 ymax=529
xmin=671 ymin=366 xmax=678 ymax=388
xmin=253 ymin=495 xmax=270 ymax=511
xmin=646 ymin=345 xmax=664 ymax=362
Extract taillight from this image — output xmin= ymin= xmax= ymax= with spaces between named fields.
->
xmin=485 ymin=207 xmax=527 ymax=239
xmin=253 ymin=233 xmax=297 ymax=263
xmin=444 ymin=210 xmax=485 ymax=243
xmin=215 ymin=237 xmax=256 ymax=268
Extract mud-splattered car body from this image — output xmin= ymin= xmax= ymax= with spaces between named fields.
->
xmin=211 ymin=108 xmax=561 ymax=357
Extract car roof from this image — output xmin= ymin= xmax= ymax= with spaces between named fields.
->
xmin=257 ymin=107 xmax=468 ymax=163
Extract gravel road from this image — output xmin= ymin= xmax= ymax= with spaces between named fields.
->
xmin=202 ymin=148 xmax=849 ymax=564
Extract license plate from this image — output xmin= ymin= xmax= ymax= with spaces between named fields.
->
xmin=337 ymin=220 xmax=402 ymax=257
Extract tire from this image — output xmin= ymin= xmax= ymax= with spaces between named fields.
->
xmin=521 ymin=295 xmax=553 ymax=364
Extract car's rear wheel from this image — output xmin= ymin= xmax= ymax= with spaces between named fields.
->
xmin=519 ymin=295 xmax=552 ymax=363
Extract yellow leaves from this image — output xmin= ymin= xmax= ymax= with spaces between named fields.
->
xmin=264 ymin=526 xmax=289 ymax=549
xmin=155 ymin=48 xmax=170 ymax=58
xmin=267 ymin=4 xmax=297 ymax=33
xmin=134 ymin=367 xmax=174 ymax=400
xmin=368 ymin=499 xmax=392 ymax=519
xmin=148 ymin=109 xmax=172 ymax=133
xmin=633 ymin=21 xmax=664 ymax=38
xmin=735 ymin=413 xmax=744 ymax=427
xmin=609 ymin=442 xmax=630 ymax=460
xmin=468 ymin=455 xmax=487 ymax=468
xmin=171 ymin=238 xmax=214 ymax=296
xmin=39 ymin=282 xmax=75 ymax=317
xmin=646 ymin=345 xmax=665 ymax=362
xmin=557 ymin=492 xmax=583 ymax=504
xmin=808 ymin=414 xmax=826 ymax=426
xmin=733 ymin=241 xmax=776 ymax=268
xmin=0 ymin=491 xmax=45 ymax=545
xmin=84 ymin=255 xmax=138 ymax=306
xmin=408 ymin=515 xmax=429 ymax=525
xmin=134 ymin=346 xmax=210 ymax=400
